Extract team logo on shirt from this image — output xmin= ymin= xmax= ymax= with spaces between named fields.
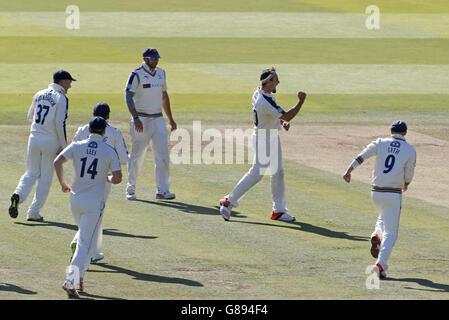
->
xmin=88 ymin=142 xmax=98 ymax=149
xmin=390 ymin=141 xmax=401 ymax=148
xmin=143 ymin=83 xmax=151 ymax=88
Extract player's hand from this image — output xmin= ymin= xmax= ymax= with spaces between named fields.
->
xmin=343 ymin=172 xmax=351 ymax=183
xmin=170 ymin=119 xmax=177 ymax=132
xmin=403 ymin=184 xmax=409 ymax=192
xmin=281 ymin=121 xmax=290 ymax=131
xmin=61 ymin=183 xmax=71 ymax=193
xmin=134 ymin=118 xmax=143 ymax=132
xmin=298 ymin=91 xmax=307 ymax=101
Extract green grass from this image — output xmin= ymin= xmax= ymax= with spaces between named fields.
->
xmin=3 ymin=38 xmax=449 ymax=64
xmin=1 ymin=0 xmax=449 ymax=300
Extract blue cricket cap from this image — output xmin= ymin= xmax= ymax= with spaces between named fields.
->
xmin=93 ymin=102 xmax=110 ymax=119
xmin=142 ymin=47 xmax=161 ymax=60
xmin=89 ymin=116 xmax=107 ymax=134
xmin=391 ymin=120 xmax=407 ymax=133
xmin=53 ymin=70 xmax=76 ymax=82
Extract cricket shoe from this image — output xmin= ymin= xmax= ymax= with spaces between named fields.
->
xmin=373 ymin=263 xmax=387 ymax=279
xmin=91 ymin=253 xmax=104 ymax=264
xmin=62 ymin=280 xmax=79 ymax=299
xmin=126 ymin=190 xmax=136 ymax=200
xmin=26 ymin=213 xmax=44 ymax=222
xmin=271 ymin=211 xmax=296 ymax=222
xmin=370 ymin=234 xmax=381 ymax=258
xmin=156 ymin=191 xmax=176 ymax=200
xmin=9 ymin=193 xmax=19 ymax=219
xmin=219 ymin=198 xmax=232 ymax=221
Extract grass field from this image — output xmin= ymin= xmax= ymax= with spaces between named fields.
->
xmin=1 ymin=0 xmax=448 ymax=301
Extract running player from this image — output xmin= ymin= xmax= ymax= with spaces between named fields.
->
xmin=54 ymin=116 xmax=122 ymax=298
xmin=9 ymin=70 xmax=75 ymax=221
xmin=70 ymin=102 xmax=128 ymax=264
xmin=219 ymin=67 xmax=307 ymax=222
xmin=343 ymin=120 xmax=416 ymax=279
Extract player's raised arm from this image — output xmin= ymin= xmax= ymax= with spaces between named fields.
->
xmin=280 ymin=91 xmax=307 ymax=123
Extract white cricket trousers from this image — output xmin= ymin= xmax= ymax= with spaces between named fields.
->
xmin=14 ymin=133 xmax=60 ymax=216
xmin=371 ymin=191 xmax=402 ymax=271
xmin=67 ymin=194 xmax=104 ymax=287
xmin=127 ymin=116 xmax=170 ymax=194
xmin=227 ymin=133 xmax=287 ymax=213
xmin=71 ymin=182 xmax=111 ymax=254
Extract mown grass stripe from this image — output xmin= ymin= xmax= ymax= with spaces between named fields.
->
xmin=1 ymin=12 xmax=448 ymax=38
xmin=1 ymin=63 xmax=448 ymax=94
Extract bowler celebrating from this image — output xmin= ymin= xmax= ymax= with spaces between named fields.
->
xmin=219 ymin=67 xmax=307 ymax=222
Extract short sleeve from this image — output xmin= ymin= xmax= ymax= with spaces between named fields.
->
xmin=256 ymin=95 xmax=285 ymax=118
xmin=125 ymin=71 xmax=139 ymax=93
xmin=61 ymin=143 xmax=74 ymax=160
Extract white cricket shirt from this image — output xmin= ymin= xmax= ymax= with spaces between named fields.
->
xmin=61 ymin=134 xmax=121 ymax=199
xmin=27 ymin=83 xmax=69 ymax=148
xmin=252 ymin=87 xmax=285 ymax=132
xmin=125 ymin=63 xmax=167 ymax=114
xmin=73 ymin=123 xmax=128 ymax=164
xmin=351 ymin=134 xmax=416 ymax=191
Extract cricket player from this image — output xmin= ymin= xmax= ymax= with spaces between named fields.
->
xmin=70 ymin=102 xmax=128 ymax=264
xmin=54 ymin=116 xmax=122 ymax=298
xmin=343 ymin=120 xmax=416 ymax=279
xmin=9 ymin=70 xmax=75 ymax=222
xmin=125 ymin=47 xmax=177 ymax=201
xmin=219 ymin=67 xmax=307 ymax=222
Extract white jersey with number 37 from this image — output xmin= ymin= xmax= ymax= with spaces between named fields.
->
xmin=351 ymin=134 xmax=416 ymax=189
xmin=28 ymin=83 xmax=69 ymax=149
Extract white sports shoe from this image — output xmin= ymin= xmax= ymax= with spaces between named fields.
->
xmin=219 ymin=198 xmax=232 ymax=221
xmin=27 ymin=213 xmax=44 ymax=222
xmin=373 ymin=264 xmax=387 ymax=279
xmin=271 ymin=211 xmax=296 ymax=222
xmin=126 ymin=191 xmax=136 ymax=200
xmin=62 ymin=279 xmax=79 ymax=298
xmin=156 ymin=192 xmax=176 ymax=200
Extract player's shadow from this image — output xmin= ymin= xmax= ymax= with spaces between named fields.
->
xmin=76 ymin=291 xmax=126 ymax=300
xmin=231 ymin=220 xmax=368 ymax=242
xmin=384 ymin=277 xmax=449 ymax=293
xmin=134 ymin=199 xmax=246 ymax=218
xmin=14 ymin=221 xmax=157 ymax=240
xmin=88 ymin=263 xmax=203 ymax=287
xmin=0 ymin=283 xmax=37 ymax=295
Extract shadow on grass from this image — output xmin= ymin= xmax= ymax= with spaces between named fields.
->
xmin=385 ymin=277 xmax=449 ymax=293
xmin=14 ymin=221 xmax=157 ymax=240
xmin=135 ymin=199 xmax=246 ymax=218
xmin=77 ymin=291 xmax=126 ymax=300
xmin=231 ymin=219 xmax=368 ymax=242
xmin=88 ymin=263 xmax=203 ymax=287
xmin=0 ymin=283 xmax=37 ymax=295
